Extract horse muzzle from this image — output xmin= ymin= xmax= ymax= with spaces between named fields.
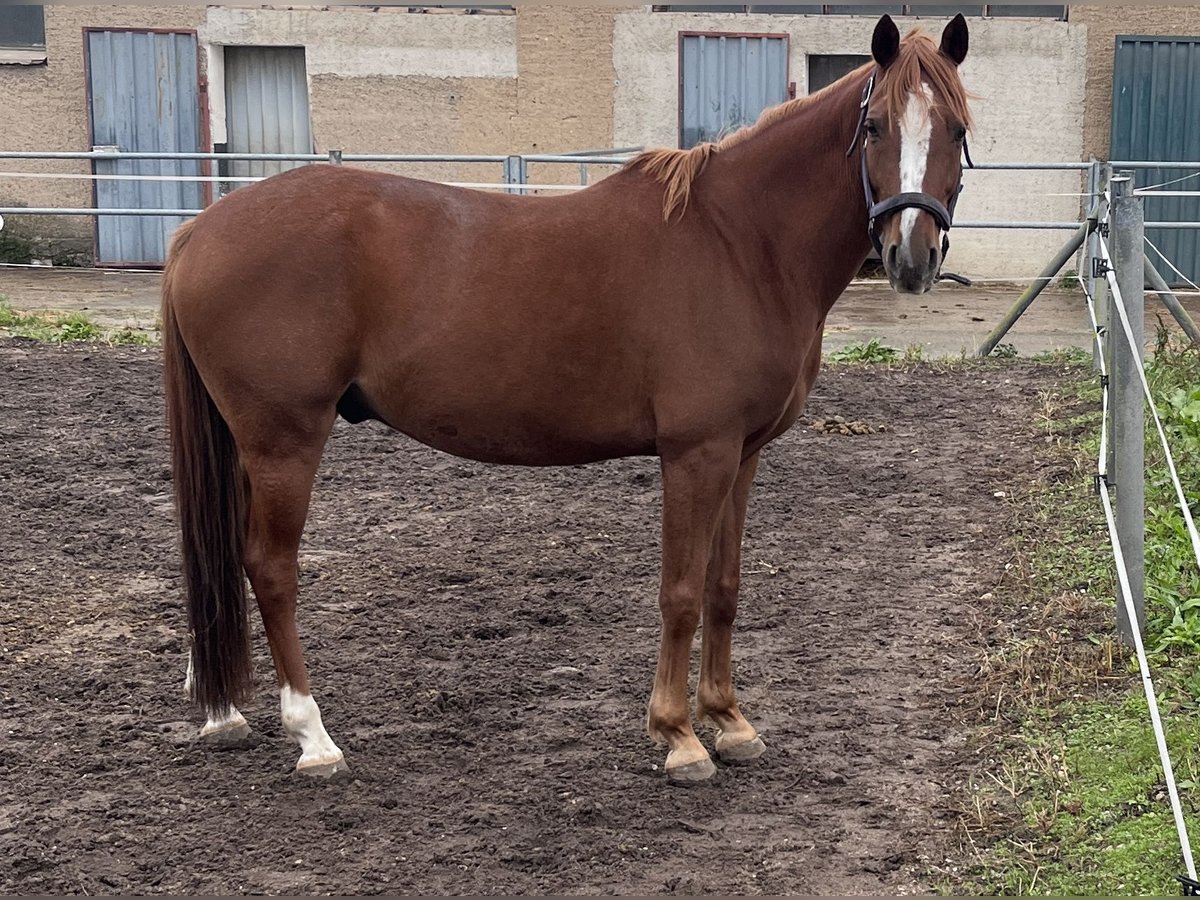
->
xmin=883 ymin=237 xmax=941 ymax=294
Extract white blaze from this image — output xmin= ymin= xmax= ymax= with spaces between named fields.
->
xmin=897 ymin=83 xmax=935 ymax=264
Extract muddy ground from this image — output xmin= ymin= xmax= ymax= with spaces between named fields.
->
xmin=0 ymin=340 xmax=1073 ymax=894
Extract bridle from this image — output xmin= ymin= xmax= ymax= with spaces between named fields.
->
xmin=846 ymin=70 xmax=974 ymax=284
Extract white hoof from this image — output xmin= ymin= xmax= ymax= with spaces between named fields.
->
xmin=280 ymin=685 xmax=344 ymax=775
xmin=198 ymin=707 xmax=250 ymax=743
xmin=296 ymin=750 xmax=348 ymax=778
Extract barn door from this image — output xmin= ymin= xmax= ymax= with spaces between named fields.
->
xmin=678 ymin=33 xmax=790 ymax=149
xmin=86 ymin=30 xmax=204 ymax=267
xmin=221 ymin=46 xmax=313 ymax=193
xmin=1111 ymin=35 xmax=1200 ymax=286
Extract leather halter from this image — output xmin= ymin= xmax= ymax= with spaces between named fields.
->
xmin=846 ymin=70 xmax=974 ymax=276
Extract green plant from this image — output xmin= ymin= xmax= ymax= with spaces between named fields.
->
xmin=1060 ymin=270 xmax=1082 ymax=292
xmin=1032 ymin=347 xmax=1092 ymax=366
xmin=948 ymin=340 xmax=1200 ymax=895
xmin=108 ymin=327 xmax=155 ymax=347
xmin=828 ymin=337 xmax=899 ymax=363
xmin=992 ymin=342 xmax=1019 ymax=359
xmin=0 ymin=302 xmax=123 ymax=344
xmin=56 ymin=313 xmax=102 ymax=342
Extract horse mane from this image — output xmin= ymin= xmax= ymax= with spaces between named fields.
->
xmin=628 ymin=27 xmax=974 ymax=223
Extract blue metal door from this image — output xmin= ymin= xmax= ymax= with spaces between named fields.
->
xmin=679 ymin=33 xmax=790 ymax=149
xmin=86 ymin=30 xmax=203 ymax=266
xmin=1111 ymin=35 xmax=1200 ymax=286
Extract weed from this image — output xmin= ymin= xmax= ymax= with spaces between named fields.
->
xmin=1032 ymin=346 xmax=1092 ymax=366
xmin=0 ymin=301 xmax=156 ymax=345
xmin=992 ymin=342 xmax=1019 ymax=359
xmin=108 ymin=327 xmax=155 ymax=347
xmin=827 ymin=337 xmax=898 ymax=363
xmin=945 ymin=342 xmax=1200 ymax=894
xmin=56 ymin=313 xmax=102 ymax=342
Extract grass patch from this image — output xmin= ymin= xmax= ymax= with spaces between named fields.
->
xmin=0 ymin=299 xmax=157 ymax=345
xmin=827 ymin=337 xmax=899 ymax=363
xmin=947 ymin=338 xmax=1200 ymax=894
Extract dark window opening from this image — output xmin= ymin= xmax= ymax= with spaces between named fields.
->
xmin=0 ymin=5 xmax=46 ymax=64
xmin=808 ymin=53 xmax=870 ymax=93
xmin=653 ymin=4 xmax=1066 ymax=18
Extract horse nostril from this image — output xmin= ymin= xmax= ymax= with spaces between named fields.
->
xmin=929 ymin=246 xmax=939 ymax=271
xmin=887 ymin=244 xmax=899 ymax=272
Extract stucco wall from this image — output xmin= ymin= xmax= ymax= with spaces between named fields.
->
xmin=613 ymin=9 xmax=1087 ymax=280
xmin=0 ymin=5 xmax=204 ymax=251
xmin=1072 ymin=5 xmax=1200 ymax=161
xmin=0 ymin=4 xmax=1095 ymax=279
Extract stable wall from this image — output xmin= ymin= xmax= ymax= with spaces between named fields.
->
xmin=612 ymin=8 xmax=1088 ymax=281
xmin=0 ymin=5 xmax=204 ymax=254
xmin=0 ymin=3 xmax=1160 ymax=280
xmin=1072 ymin=4 xmax=1200 ymax=162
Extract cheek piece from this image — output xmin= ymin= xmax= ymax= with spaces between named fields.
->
xmin=846 ymin=70 xmax=974 ymax=286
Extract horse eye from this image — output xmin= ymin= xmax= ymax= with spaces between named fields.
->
xmin=866 ymin=120 xmax=880 ymax=138
xmin=953 ymin=126 xmax=966 ymax=143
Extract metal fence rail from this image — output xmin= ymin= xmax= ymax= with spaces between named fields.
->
xmin=0 ymin=150 xmax=1099 ymax=229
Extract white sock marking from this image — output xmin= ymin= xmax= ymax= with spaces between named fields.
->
xmin=199 ymin=705 xmax=248 ymax=737
xmin=281 ymin=684 xmax=344 ymax=769
xmin=183 ymin=647 xmax=195 ymax=698
xmin=898 ymin=83 xmax=934 ymax=265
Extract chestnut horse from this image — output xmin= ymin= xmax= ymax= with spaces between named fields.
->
xmin=165 ymin=14 xmax=974 ymax=781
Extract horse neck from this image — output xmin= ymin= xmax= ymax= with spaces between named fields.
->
xmin=704 ymin=74 xmax=872 ymax=314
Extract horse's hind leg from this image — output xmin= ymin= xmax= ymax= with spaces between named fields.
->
xmin=185 ymin=647 xmax=251 ymax=742
xmin=697 ymin=451 xmax=765 ymax=763
xmin=241 ymin=435 xmax=346 ymax=777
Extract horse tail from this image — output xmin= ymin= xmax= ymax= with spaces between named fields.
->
xmin=162 ymin=219 xmax=254 ymax=717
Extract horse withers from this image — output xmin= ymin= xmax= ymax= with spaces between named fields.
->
xmin=163 ymin=14 xmax=974 ymax=782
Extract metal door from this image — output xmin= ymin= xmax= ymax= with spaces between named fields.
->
xmin=1111 ymin=35 xmax=1200 ymax=286
xmin=86 ymin=30 xmax=204 ymax=267
xmin=679 ymin=33 xmax=790 ymax=149
xmin=222 ymin=46 xmax=313 ymax=191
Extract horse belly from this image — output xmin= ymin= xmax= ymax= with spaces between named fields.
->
xmin=402 ymin=417 xmax=655 ymax=466
xmin=356 ymin=380 xmax=656 ymax=466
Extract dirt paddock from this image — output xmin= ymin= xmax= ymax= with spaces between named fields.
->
xmin=0 ymin=339 xmax=1066 ymax=894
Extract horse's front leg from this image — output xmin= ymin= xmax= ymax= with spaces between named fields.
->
xmin=698 ymin=451 xmax=766 ymax=763
xmin=647 ymin=441 xmax=742 ymax=782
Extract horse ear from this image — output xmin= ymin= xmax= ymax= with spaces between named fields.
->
xmin=940 ymin=13 xmax=969 ymax=66
xmin=871 ymin=14 xmax=900 ymax=70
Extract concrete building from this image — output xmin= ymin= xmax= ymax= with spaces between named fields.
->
xmin=0 ymin=4 xmax=1195 ymax=277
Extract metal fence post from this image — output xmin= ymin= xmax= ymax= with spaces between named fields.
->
xmin=1085 ymin=158 xmax=1098 ymax=299
xmin=1108 ymin=173 xmax=1145 ymax=644
xmin=503 ymin=155 xmax=527 ymax=195
xmin=1092 ymin=162 xmax=1113 ymax=372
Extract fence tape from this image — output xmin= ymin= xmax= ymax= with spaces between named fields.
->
xmin=1147 ymin=236 xmax=1200 ymax=298
xmin=1097 ymin=474 xmax=1198 ymax=884
xmin=1092 ymin=230 xmax=1200 ymax=883
xmin=1099 ymin=233 xmax=1200 ymax=571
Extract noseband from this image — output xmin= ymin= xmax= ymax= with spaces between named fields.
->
xmin=846 ymin=70 xmax=974 ymax=282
